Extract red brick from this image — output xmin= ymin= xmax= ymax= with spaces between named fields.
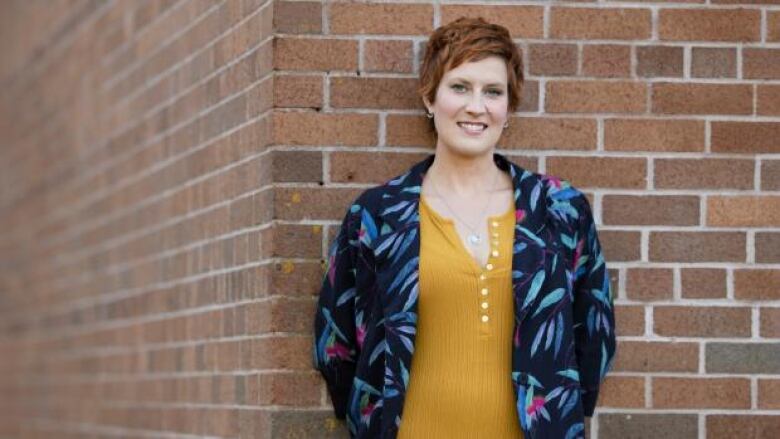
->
xmin=364 ymin=40 xmax=413 ymax=73
xmin=760 ymin=307 xmax=780 ymax=337
xmin=649 ymin=231 xmax=745 ymax=262
xmin=547 ymin=156 xmax=646 ymax=189
xmin=528 ymin=43 xmax=578 ymax=76
xmin=603 ymin=195 xmax=699 ymax=226
xmin=328 ymin=2 xmax=432 ymax=35
xmin=613 ymin=341 xmax=698 ymax=373
xmin=330 ymin=77 xmax=420 ymax=109
xmin=600 ymin=376 xmax=645 ymax=409
xmin=273 ymin=111 xmax=377 ymax=146
xmin=546 ymin=80 xmax=646 ymax=114
xmin=274 ymin=0 xmax=322 ymax=34
xmin=274 ymin=37 xmax=358 ymax=71
xmin=707 ymin=415 xmax=780 ymax=439
xmin=758 ymin=85 xmax=780 ymax=116
xmin=441 ymin=5 xmax=544 ymax=38
xmin=744 ymin=48 xmax=780 ymax=80
xmin=712 ymin=122 xmax=780 ymax=154
xmin=654 ymin=158 xmax=754 ymax=190
xmin=550 ymin=7 xmax=651 ymax=40
xmin=734 ymin=270 xmax=780 ymax=301
xmin=604 ymin=119 xmax=704 ymax=152
xmin=626 ymin=267 xmax=674 ymax=301
xmin=501 ymin=117 xmax=596 ymax=151
xmin=758 ymin=379 xmax=780 ymax=409
xmin=616 ymin=305 xmax=645 ymax=336
xmin=652 ymin=83 xmax=752 ymax=115
xmin=653 ymin=377 xmax=751 ymax=409
xmin=708 ymin=196 xmax=780 ymax=227
xmin=681 ymin=268 xmax=727 ymax=299
xmin=582 ymin=44 xmax=631 ymax=78
xmin=654 ymin=306 xmax=751 ymax=338
xmin=659 ymin=8 xmax=761 ymax=42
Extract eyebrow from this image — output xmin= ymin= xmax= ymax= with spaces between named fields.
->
xmin=449 ymin=77 xmax=506 ymax=88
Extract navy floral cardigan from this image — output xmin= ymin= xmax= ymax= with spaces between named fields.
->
xmin=313 ymin=152 xmax=616 ymax=439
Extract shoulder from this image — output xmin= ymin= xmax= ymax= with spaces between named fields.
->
xmin=537 ymin=171 xmax=592 ymax=227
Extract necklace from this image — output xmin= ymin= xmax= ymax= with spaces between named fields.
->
xmin=428 ymin=164 xmax=500 ymax=247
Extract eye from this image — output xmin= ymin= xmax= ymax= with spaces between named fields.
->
xmin=487 ymin=89 xmax=504 ymax=97
xmin=451 ymin=84 xmax=466 ymax=92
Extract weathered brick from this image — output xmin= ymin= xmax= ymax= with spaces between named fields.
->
xmin=582 ymin=44 xmax=631 ymax=78
xmin=613 ymin=341 xmax=698 ymax=372
xmin=691 ymin=47 xmax=737 ymax=78
xmin=654 ymin=158 xmax=754 ymax=190
xmin=547 ymin=156 xmax=646 ymax=189
xmin=707 ymin=343 xmax=780 ymax=374
xmin=708 ymin=196 xmax=780 ymax=227
xmin=546 ymin=80 xmax=646 ymax=113
xmin=649 ymin=231 xmax=745 ymax=262
xmin=637 ymin=45 xmax=683 ymax=77
xmin=654 ymin=306 xmax=751 ymax=337
xmin=603 ymin=195 xmax=699 ymax=226
xmin=330 ymin=151 xmax=428 ymax=184
xmin=653 ymin=377 xmax=751 ymax=409
xmin=600 ymin=413 xmax=698 ymax=439
xmin=659 ymin=9 xmax=761 ymax=42
xmin=652 ymin=83 xmax=753 ymax=115
xmin=681 ymin=268 xmax=727 ymax=299
xmin=550 ymin=7 xmax=651 ymax=40
xmin=604 ymin=119 xmax=704 ymax=152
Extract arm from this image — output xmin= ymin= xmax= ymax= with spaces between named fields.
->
xmin=312 ymin=203 xmax=362 ymax=420
xmin=571 ymin=194 xmax=616 ymax=416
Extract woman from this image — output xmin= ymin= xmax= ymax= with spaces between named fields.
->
xmin=313 ymin=17 xmax=616 ymax=439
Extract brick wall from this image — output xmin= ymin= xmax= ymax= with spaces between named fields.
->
xmin=0 ymin=0 xmax=778 ymax=438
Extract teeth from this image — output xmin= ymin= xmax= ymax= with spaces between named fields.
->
xmin=458 ymin=122 xmax=486 ymax=130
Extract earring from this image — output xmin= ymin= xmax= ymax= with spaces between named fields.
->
xmin=426 ymin=111 xmax=433 ymax=118
xmin=503 ymin=121 xmax=509 ymax=128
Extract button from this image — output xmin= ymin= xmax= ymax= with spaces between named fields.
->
xmin=481 ymin=302 xmax=488 ymax=309
xmin=492 ymin=221 xmax=499 ymax=227
xmin=492 ymin=232 xmax=499 ymax=237
xmin=492 ymin=250 xmax=499 ymax=257
xmin=486 ymin=263 xmax=494 ymax=270
xmin=481 ymin=288 xmax=488 ymax=295
xmin=479 ymin=274 xmax=486 ymax=280
xmin=481 ymin=315 xmax=489 ymax=323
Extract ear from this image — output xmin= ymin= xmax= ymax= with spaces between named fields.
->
xmin=422 ymin=97 xmax=432 ymax=113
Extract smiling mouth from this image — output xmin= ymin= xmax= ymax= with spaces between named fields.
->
xmin=457 ymin=122 xmax=488 ymax=134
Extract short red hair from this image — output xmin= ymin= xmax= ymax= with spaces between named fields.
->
xmin=418 ymin=17 xmax=524 ymax=135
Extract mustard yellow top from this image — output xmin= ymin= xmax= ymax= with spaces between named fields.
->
xmin=397 ymin=194 xmax=523 ymax=438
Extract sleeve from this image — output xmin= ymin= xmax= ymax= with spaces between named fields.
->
xmin=571 ymin=193 xmax=616 ymax=417
xmin=312 ymin=202 xmax=362 ymax=420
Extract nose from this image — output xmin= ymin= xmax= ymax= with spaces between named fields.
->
xmin=465 ymin=91 xmax=486 ymax=114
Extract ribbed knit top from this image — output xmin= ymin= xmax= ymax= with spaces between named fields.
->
xmin=396 ymin=194 xmax=523 ymax=438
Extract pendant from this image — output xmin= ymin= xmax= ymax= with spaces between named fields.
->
xmin=468 ymin=234 xmax=481 ymax=245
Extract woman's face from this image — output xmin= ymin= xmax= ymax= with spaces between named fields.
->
xmin=423 ymin=55 xmax=510 ymax=158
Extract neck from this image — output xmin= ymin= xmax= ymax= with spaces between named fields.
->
xmin=425 ymin=147 xmax=502 ymax=198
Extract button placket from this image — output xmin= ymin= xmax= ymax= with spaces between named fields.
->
xmin=478 ymin=220 xmax=501 ymax=331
